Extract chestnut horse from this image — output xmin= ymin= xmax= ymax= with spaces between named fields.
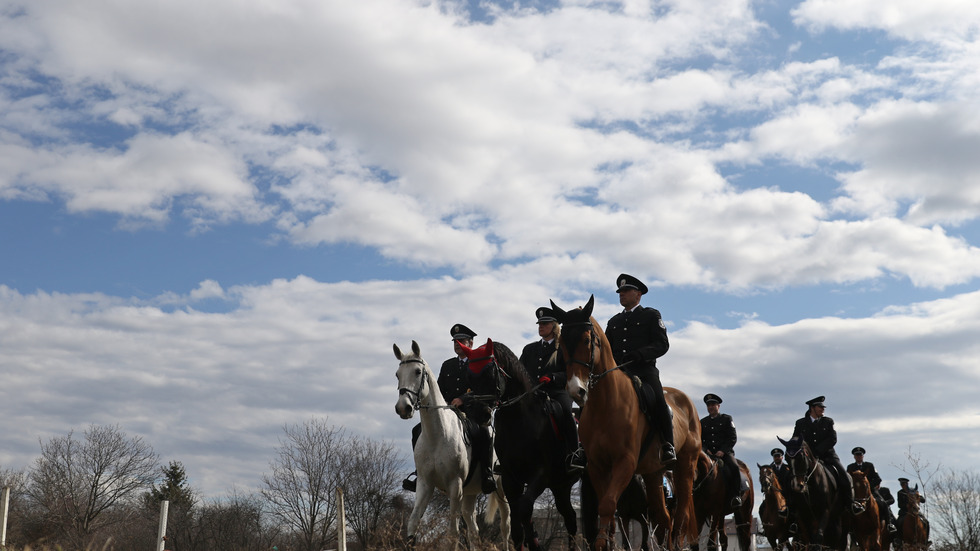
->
xmin=757 ymin=464 xmax=791 ymax=551
xmin=551 ymin=296 xmax=701 ymax=551
xmin=900 ymin=487 xmax=928 ymax=551
xmin=848 ymin=470 xmax=881 ymax=551
xmin=692 ymin=452 xmax=754 ymax=551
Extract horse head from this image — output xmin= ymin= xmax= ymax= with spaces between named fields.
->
xmin=758 ymin=464 xmax=788 ymax=515
xmin=777 ymin=436 xmax=812 ymax=493
xmin=457 ymin=338 xmax=496 ymax=373
xmin=394 ymin=340 xmax=431 ymax=418
xmin=551 ymin=295 xmax=599 ymax=405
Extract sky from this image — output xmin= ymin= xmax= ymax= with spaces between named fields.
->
xmin=1 ymin=0 xmax=979 ymax=513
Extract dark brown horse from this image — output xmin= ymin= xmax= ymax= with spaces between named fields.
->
xmin=848 ymin=470 xmax=881 ymax=551
xmin=551 ymin=296 xmax=701 ymax=551
xmin=757 ymin=464 xmax=791 ymax=551
xmin=692 ymin=452 xmax=754 ymax=551
xmin=778 ymin=436 xmax=846 ymax=551
xmin=900 ymin=487 xmax=928 ymax=550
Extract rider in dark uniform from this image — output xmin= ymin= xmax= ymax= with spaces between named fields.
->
xmin=847 ymin=446 xmax=898 ymax=533
xmin=791 ymin=396 xmax=862 ymax=514
xmin=700 ymin=393 xmax=741 ymax=507
xmin=770 ymin=448 xmax=791 ymax=490
xmin=453 ymin=336 xmax=505 ymax=494
xmin=604 ymin=274 xmax=674 ymax=465
xmin=519 ymin=307 xmax=580 ymax=472
xmin=759 ymin=447 xmax=791 ymax=521
xmin=896 ymin=477 xmax=929 ymax=541
xmin=403 ymin=324 xmax=477 ymax=492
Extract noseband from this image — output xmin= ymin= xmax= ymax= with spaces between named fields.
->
xmin=398 ymin=358 xmax=427 ymax=411
xmin=565 ymin=320 xmax=623 ymax=390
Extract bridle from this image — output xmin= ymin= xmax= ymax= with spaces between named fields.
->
xmin=563 ymin=320 xmax=623 ymax=390
xmin=851 ymin=475 xmax=873 ymax=514
xmin=397 ymin=358 xmax=428 ymax=411
xmin=789 ymin=445 xmax=819 ymax=488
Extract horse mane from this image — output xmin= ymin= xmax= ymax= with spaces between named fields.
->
xmin=492 ymin=341 xmax=534 ymax=394
xmin=423 ymin=360 xmax=447 ymax=407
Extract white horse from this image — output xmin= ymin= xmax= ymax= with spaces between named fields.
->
xmin=394 ymin=341 xmax=510 ymax=550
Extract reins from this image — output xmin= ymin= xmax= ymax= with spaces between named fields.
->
xmin=397 ymin=358 xmax=456 ymax=411
xmin=564 ymin=320 xmax=630 ymax=389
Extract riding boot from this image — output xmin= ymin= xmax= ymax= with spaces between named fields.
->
xmin=724 ymin=455 xmax=741 ymax=508
xmin=479 ymin=426 xmax=497 ymax=494
xmin=657 ymin=399 xmax=676 ymax=466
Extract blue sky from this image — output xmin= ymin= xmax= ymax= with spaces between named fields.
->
xmin=2 ymin=0 xmax=980 ymax=520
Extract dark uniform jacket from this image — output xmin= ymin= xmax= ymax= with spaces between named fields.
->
xmin=457 ymin=354 xmax=505 ymax=426
xmin=771 ymin=461 xmax=792 ymax=488
xmin=700 ymin=413 xmax=737 ymax=455
xmin=847 ymin=461 xmax=882 ymax=489
xmin=792 ymin=415 xmax=838 ymax=458
xmin=519 ymin=338 xmax=567 ymax=390
xmin=437 ymin=357 xmax=469 ymax=403
xmin=605 ymin=306 xmax=669 ymax=365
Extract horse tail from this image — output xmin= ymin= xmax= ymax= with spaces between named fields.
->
xmin=485 ymin=487 xmax=505 ymax=523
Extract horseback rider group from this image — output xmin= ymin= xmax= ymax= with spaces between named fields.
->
xmin=398 ymin=273 xmax=930 ymax=550
xmin=402 ymin=273 xmax=675 ymax=494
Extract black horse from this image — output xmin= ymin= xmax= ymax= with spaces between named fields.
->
xmin=485 ymin=340 xmax=582 ymax=550
xmin=778 ymin=436 xmax=847 ymax=551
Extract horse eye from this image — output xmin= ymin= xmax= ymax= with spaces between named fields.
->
xmin=415 ymin=368 xmax=422 ymax=376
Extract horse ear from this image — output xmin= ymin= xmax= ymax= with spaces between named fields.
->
xmin=757 ymin=463 xmax=765 ymax=469
xmin=777 ymin=436 xmax=789 ymax=446
xmin=412 ymin=340 xmax=421 ymax=357
xmin=583 ymin=294 xmax=595 ymax=317
xmin=393 ymin=343 xmax=402 ymax=359
xmin=550 ymin=299 xmax=566 ymax=323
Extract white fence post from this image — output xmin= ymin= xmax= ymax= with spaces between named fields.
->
xmin=156 ymin=500 xmax=169 ymax=551
xmin=337 ymin=487 xmax=346 ymax=551
xmin=1 ymin=486 xmax=9 ymax=548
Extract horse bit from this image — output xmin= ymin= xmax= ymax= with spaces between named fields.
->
xmin=565 ymin=320 xmax=622 ymax=390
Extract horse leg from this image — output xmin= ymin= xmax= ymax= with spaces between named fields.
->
xmin=551 ymin=484 xmax=579 ymax=551
xmin=461 ymin=493 xmax=479 ymax=551
xmin=520 ymin=480 xmax=549 ymax=551
xmin=593 ymin=465 xmax=638 ymax=551
xmin=641 ymin=474 xmax=671 ymax=548
xmin=407 ymin=479 xmax=436 ymax=546
xmin=501 ymin=475 xmax=527 ymax=550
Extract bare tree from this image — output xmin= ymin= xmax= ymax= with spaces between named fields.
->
xmin=261 ymin=417 xmax=346 ymax=551
xmin=26 ymin=424 xmax=159 ymax=549
xmin=195 ymin=491 xmax=280 ymax=551
xmin=929 ymin=468 xmax=980 ymax=551
xmin=337 ymin=434 xmax=405 ymax=547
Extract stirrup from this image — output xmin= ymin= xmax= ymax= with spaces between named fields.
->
xmin=660 ymin=443 xmax=677 ymax=466
xmin=888 ymin=524 xmax=898 ymax=534
xmin=731 ymin=496 xmax=742 ymax=508
xmin=567 ymin=447 xmax=587 ymax=471
xmin=402 ymin=472 xmax=417 ymax=492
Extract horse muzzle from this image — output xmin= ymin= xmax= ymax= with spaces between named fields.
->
xmin=395 ymin=398 xmax=415 ymax=419
xmin=567 ymin=375 xmax=588 ymax=406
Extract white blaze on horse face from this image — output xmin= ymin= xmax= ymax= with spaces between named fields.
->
xmin=566 ymin=374 xmax=588 ymax=406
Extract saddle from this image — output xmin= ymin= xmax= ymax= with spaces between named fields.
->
xmin=708 ymin=456 xmax=750 ymax=493
xmin=630 ymin=375 xmax=672 ymax=461
xmin=538 ymin=393 xmax=565 ymax=440
xmin=630 ymin=375 xmax=672 ymax=425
